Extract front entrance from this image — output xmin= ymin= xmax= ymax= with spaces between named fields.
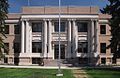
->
xmin=54 ymin=44 xmax=65 ymax=59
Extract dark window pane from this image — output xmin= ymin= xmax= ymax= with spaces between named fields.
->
xmin=5 ymin=25 xmax=9 ymax=34
xmin=77 ymin=22 xmax=88 ymax=32
xmin=32 ymin=58 xmax=40 ymax=64
xmin=78 ymin=42 xmax=88 ymax=53
xmin=4 ymin=43 xmax=9 ymax=54
xmin=14 ymin=43 xmax=20 ymax=53
xmin=101 ymin=58 xmax=106 ymax=64
xmin=4 ymin=57 xmax=8 ymax=63
xmin=14 ymin=25 xmax=20 ymax=34
xmin=100 ymin=25 xmax=106 ymax=34
xmin=100 ymin=43 xmax=106 ymax=53
xmin=54 ymin=22 xmax=65 ymax=32
xmin=32 ymin=42 xmax=42 ymax=53
xmin=32 ymin=23 xmax=42 ymax=32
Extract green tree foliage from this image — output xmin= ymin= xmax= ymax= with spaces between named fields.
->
xmin=101 ymin=0 xmax=120 ymax=58
xmin=0 ymin=0 xmax=9 ymax=59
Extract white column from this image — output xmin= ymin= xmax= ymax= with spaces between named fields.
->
xmin=95 ymin=20 xmax=99 ymax=54
xmin=48 ymin=19 xmax=52 ymax=58
xmin=91 ymin=20 xmax=95 ymax=53
xmin=21 ymin=20 xmax=25 ymax=53
xmin=43 ymin=19 xmax=48 ymax=58
xmin=87 ymin=21 xmax=91 ymax=64
xmin=67 ymin=19 xmax=72 ymax=58
xmin=72 ymin=19 xmax=77 ymax=58
xmin=26 ymin=20 xmax=30 ymax=53
xmin=29 ymin=22 xmax=32 ymax=53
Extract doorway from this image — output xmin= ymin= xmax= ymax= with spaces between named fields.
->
xmin=54 ymin=44 xmax=65 ymax=59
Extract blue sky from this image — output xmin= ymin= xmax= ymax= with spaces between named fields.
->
xmin=8 ymin=0 xmax=108 ymax=13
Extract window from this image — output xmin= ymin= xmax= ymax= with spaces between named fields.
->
xmin=32 ymin=42 xmax=42 ymax=53
xmin=112 ymin=58 xmax=116 ymax=64
xmin=77 ymin=22 xmax=88 ymax=32
xmin=54 ymin=22 xmax=65 ymax=32
xmin=32 ymin=58 xmax=40 ymax=64
xmin=4 ymin=57 xmax=8 ymax=63
xmin=4 ymin=43 xmax=9 ymax=54
xmin=101 ymin=58 xmax=106 ymax=64
xmin=14 ymin=43 xmax=20 ymax=53
xmin=100 ymin=25 xmax=106 ymax=34
xmin=78 ymin=42 xmax=88 ymax=53
xmin=32 ymin=23 xmax=42 ymax=32
xmin=14 ymin=25 xmax=20 ymax=34
xmin=4 ymin=25 xmax=9 ymax=34
xmin=100 ymin=43 xmax=106 ymax=53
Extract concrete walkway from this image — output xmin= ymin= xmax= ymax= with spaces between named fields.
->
xmin=0 ymin=65 xmax=82 ymax=69
xmin=72 ymin=69 xmax=88 ymax=78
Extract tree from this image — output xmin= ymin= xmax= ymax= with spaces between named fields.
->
xmin=101 ymin=0 xmax=120 ymax=58
xmin=0 ymin=0 xmax=9 ymax=59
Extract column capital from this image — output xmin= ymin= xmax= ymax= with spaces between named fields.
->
xmin=43 ymin=19 xmax=52 ymax=21
xmin=91 ymin=19 xmax=98 ymax=22
xmin=21 ymin=19 xmax=29 ymax=21
xmin=67 ymin=19 xmax=72 ymax=21
xmin=71 ymin=19 xmax=76 ymax=21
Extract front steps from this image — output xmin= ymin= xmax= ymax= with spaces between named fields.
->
xmin=43 ymin=59 xmax=75 ymax=67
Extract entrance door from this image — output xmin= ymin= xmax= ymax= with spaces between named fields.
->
xmin=54 ymin=44 xmax=65 ymax=59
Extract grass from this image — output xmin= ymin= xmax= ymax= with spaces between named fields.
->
xmin=85 ymin=68 xmax=120 ymax=78
xmin=0 ymin=68 xmax=75 ymax=78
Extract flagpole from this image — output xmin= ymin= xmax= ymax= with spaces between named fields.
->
xmin=56 ymin=0 xmax=63 ymax=76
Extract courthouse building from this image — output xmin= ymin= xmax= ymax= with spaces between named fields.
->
xmin=1 ymin=6 xmax=120 ymax=66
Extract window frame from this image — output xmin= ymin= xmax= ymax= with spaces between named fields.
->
xmin=100 ymin=43 xmax=106 ymax=53
xmin=14 ymin=24 xmax=20 ymax=34
xmin=32 ymin=22 xmax=43 ymax=32
xmin=32 ymin=42 xmax=42 ymax=53
xmin=4 ymin=25 xmax=9 ymax=34
xmin=77 ymin=22 xmax=88 ymax=32
xmin=100 ymin=25 xmax=106 ymax=34
xmin=54 ymin=21 xmax=66 ymax=32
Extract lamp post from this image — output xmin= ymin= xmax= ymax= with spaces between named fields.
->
xmin=56 ymin=0 xmax=63 ymax=76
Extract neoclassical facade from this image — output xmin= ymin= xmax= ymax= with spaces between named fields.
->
xmin=1 ymin=6 xmax=120 ymax=66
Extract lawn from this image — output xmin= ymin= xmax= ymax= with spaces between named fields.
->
xmin=85 ymin=68 xmax=120 ymax=78
xmin=0 ymin=68 xmax=75 ymax=78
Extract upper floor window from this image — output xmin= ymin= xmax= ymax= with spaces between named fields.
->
xmin=77 ymin=22 xmax=88 ymax=32
xmin=14 ymin=25 xmax=20 ymax=34
xmin=100 ymin=25 xmax=106 ymax=34
xmin=32 ymin=42 xmax=42 ymax=53
xmin=14 ymin=43 xmax=20 ymax=53
xmin=100 ymin=43 xmax=106 ymax=53
xmin=78 ymin=42 xmax=88 ymax=53
xmin=4 ymin=25 xmax=9 ymax=34
xmin=54 ymin=22 xmax=65 ymax=32
xmin=4 ymin=43 xmax=9 ymax=54
xmin=32 ymin=23 xmax=42 ymax=32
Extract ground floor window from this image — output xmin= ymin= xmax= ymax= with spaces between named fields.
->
xmin=112 ymin=58 xmax=116 ymax=64
xmin=14 ymin=43 xmax=20 ymax=53
xmin=32 ymin=42 xmax=42 ymax=53
xmin=101 ymin=58 xmax=106 ymax=64
xmin=4 ymin=57 xmax=8 ymax=63
xmin=14 ymin=58 xmax=19 ymax=65
xmin=4 ymin=43 xmax=9 ymax=54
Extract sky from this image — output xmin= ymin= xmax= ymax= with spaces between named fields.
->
xmin=8 ymin=0 xmax=109 ymax=13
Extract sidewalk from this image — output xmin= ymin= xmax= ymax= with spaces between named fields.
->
xmin=0 ymin=65 xmax=82 ymax=69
